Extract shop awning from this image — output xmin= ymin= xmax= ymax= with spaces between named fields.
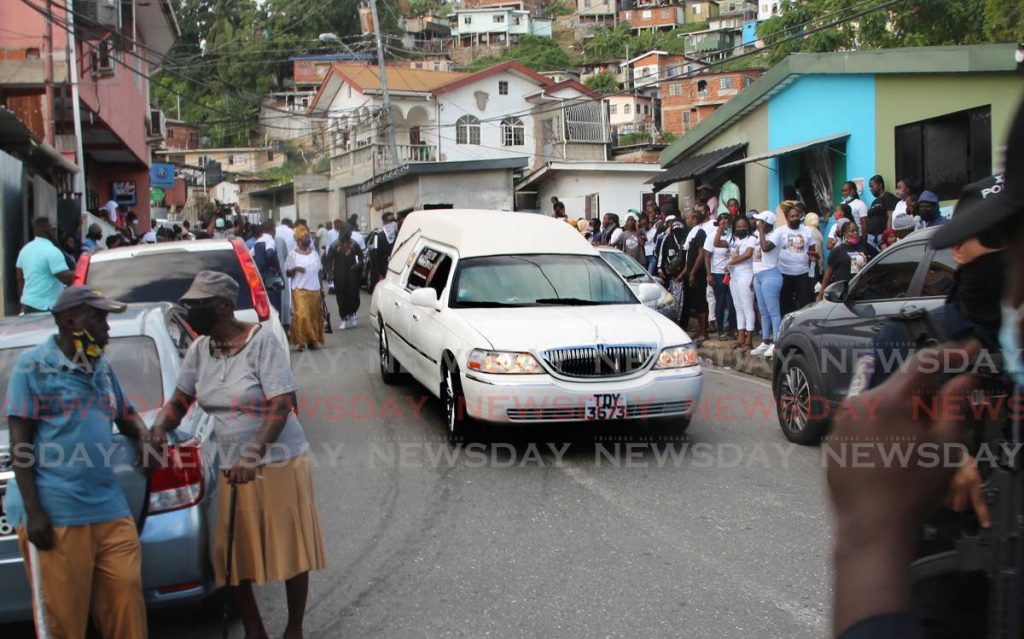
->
xmin=646 ymin=143 xmax=746 ymax=193
xmin=716 ymin=133 xmax=849 ymax=170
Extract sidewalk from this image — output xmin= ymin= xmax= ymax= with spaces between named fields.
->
xmin=694 ymin=334 xmax=774 ymax=382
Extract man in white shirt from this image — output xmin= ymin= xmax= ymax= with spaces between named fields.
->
xmin=326 ymin=219 xmax=341 ymax=250
xmin=141 ymin=223 xmax=157 ymax=244
xmin=276 ymin=218 xmax=296 ymax=253
xmin=347 ymin=214 xmax=366 ymax=251
xmin=760 ymin=206 xmax=819 ymax=316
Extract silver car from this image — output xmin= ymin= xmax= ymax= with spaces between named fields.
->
xmin=0 ymin=303 xmax=220 ymax=623
xmin=596 ymin=246 xmax=676 ymax=319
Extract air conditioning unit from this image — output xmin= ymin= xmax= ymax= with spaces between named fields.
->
xmin=148 ymin=109 xmax=167 ymax=139
xmin=74 ymin=0 xmax=120 ymax=29
xmin=90 ymin=39 xmax=115 ymax=77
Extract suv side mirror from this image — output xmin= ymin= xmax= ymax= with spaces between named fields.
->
xmin=410 ymin=287 xmax=442 ymax=311
xmin=823 ymin=280 xmax=848 ymax=303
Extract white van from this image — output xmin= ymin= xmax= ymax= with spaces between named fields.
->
xmin=369 ymin=210 xmax=703 ymax=441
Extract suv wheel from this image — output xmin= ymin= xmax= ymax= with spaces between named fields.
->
xmin=775 ymin=352 xmax=829 ymax=445
xmin=379 ymin=325 xmax=401 ymax=385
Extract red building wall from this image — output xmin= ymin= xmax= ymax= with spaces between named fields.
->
xmin=661 ymin=69 xmax=763 ymax=135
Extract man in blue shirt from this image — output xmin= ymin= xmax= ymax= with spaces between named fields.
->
xmin=7 ymin=286 xmax=156 ymax=638
xmin=15 ymin=218 xmax=74 ymax=313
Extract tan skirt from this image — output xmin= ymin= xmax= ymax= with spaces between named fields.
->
xmin=289 ymin=288 xmax=324 ymax=348
xmin=213 ymin=452 xmax=326 ymax=586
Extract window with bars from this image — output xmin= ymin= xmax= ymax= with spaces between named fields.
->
xmin=668 ymin=82 xmax=682 ymax=97
xmin=719 ymin=77 xmax=734 ymax=90
xmin=499 ymin=81 xmax=509 ymax=95
xmin=494 ymin=14 xmax=504 ymax=22
xmin=610 ymin=104 xmax=618 ymax=115
xmin=456 ymin=115 xmax=481 ymax=145
xmin=501 ymin=116 xmax=525 ymax=146
xmin=624 ymin=104 xmax=631 ymax=114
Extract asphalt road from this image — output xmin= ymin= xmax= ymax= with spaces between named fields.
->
xmin=5 ymin=296 xmax=833 ymax=638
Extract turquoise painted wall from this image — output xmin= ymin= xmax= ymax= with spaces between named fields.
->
xmin=766 ymin=75 xmax=877 ymax=208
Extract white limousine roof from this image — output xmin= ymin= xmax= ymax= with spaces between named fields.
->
xmin=394 ymin=210 xmax=598 ymax=259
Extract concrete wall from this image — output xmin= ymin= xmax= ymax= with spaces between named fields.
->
xmin=536 ymin=169 xmax=677 ymax=219
xmin=297 ymin=191 xmax=330 ymax=228
xmin=874 ymin=73 xmax=1024 ymax=184
xmin=418 ymin=169 xmax=515 ymax=210
xmin=766 ymin=74 xmax=876 ymax=207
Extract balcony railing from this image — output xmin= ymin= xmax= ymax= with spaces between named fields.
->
xmin=331 ymin=142 xmax=438 ymax=177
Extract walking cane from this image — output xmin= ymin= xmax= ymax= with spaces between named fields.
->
xmin=222 ymin=480 xmax=238 ymax=639
xmin=28 ymin=542 xmax=51 ymax=639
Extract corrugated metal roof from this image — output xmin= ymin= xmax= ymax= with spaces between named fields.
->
xmin=647 ymin=143 xmax=746 ymax=192
xmin=332 ymin=63 xmax=467 ymax=93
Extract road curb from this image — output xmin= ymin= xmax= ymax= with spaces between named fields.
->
xmin=696 ymin=340 xmax=774 ymax=382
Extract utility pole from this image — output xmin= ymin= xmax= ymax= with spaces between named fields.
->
xmin=44 ymin=0 xmax=55 ymax=146
xmin=369 ymin=0 xmax=399 ymax=170
xmin=65 ymin=0 xmax=86 ymax=214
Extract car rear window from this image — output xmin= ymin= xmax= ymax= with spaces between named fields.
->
xmin=0 ymin=336 xmax=165 ymax=432
xmin=85 ymin=249 xmax=253 ymax=310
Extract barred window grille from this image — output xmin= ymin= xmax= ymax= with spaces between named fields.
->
xmin=501 ymin=116 xmax=524 ymax=146
xmin=563 ymin=101 xmax=607 ymax=143
xmin=456 ymin=115 xmax=481 ymax=145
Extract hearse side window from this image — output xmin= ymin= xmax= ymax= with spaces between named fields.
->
xmin=406 ymin=247 xmax=452 ymax=295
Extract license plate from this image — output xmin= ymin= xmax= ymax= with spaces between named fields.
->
xmin=585 ymin=394 xmax=627 ymax=420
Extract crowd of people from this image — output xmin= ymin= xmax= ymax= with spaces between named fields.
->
xmin=549 ymin=173 xmax=947 ymax=357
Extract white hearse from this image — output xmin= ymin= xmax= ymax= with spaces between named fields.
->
xmin=369 ymin=210 xmax=703 ymax=440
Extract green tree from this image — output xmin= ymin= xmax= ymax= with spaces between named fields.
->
xmin=469 ymin=35 xmax=576 ymax=71
xmin=151 ymin=0 xmax=376 ymax=147
xmin=984 ymin=0 xmax=1024 ymax=42
xmin=584 ymin=70 xmax=619 ymax=93
xmin=757 ymin=0 xmax=995 ymax=66
xmin=543 ymin=0 xmax=575 ymax=19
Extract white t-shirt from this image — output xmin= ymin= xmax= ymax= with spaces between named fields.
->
xmin=351 ymin=229 xmax=366 ymax=251
xmin=752 ymin=230 xmax=779 ymax=273
xmin=276 ymin=225 xmax=296 ymax=253
xmin=644 ymin=227 xmax=657 ymax=257
xmin=768 ymin=225 xmax=817 ymax=276
xmin=703 ymin=230 xmax=731 ymax=275
xmin=848 ymin=198 xmax=868 ymax=225
xmin=607 ymin=227 xmax=623 ymax=246
xmin=285 ymin=249 xmax=322 ymax=291
xmin=727 ymin=235 xmax=758 ymax=276
xmin=686 ymin=219 xmax=715 ymax=253
xmin=326 ymin=228 xmax=340 ymax=249
xmin=827 ymin=217 xmax=859 ymax=244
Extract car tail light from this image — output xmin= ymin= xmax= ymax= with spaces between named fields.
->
xmin=232 ymin=239 xmax=271 ymax=322
xmin=148 ymin=444 xmax=203 ymax=515
xmin=73 ymin=253 xmax=90 ymax=285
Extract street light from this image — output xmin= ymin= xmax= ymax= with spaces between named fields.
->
xmin=318 ymin=33 xmax=342 ymax=44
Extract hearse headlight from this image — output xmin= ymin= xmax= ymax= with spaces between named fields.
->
xmin=467 ymin=349 xmax=542 ymax=374
xmin=654 ymin=344 xmax=699 ymax=369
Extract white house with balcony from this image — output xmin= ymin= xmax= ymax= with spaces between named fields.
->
xmin=309 ymin=61 xmax=609 ymax=225
xmin=449 ymin=8 xmax=553 ymax=49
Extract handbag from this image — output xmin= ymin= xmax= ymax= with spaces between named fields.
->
xmin=264 ymin=272 xmax=285 ymax=292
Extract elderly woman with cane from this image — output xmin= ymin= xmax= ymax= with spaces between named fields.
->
xmin=152 ymin=271 xmax=326 ymax=639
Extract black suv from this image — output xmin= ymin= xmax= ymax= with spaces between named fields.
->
xmin=771 ymin=227 xmax=957 ymax=444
